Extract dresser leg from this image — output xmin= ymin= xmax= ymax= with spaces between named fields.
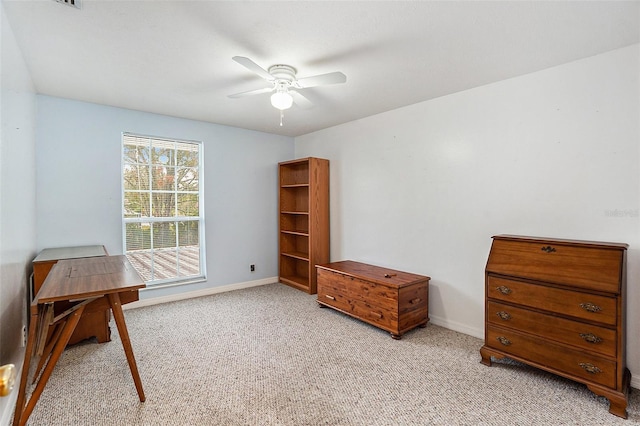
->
xmin=480 ymin=345 xmax=503 ymax=367
xmin=391 ymin=333 xmax=402 ymax=340
xmin=586 ymin=368 xmax=631 ymax=419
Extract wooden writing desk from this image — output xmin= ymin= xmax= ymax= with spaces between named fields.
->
xmin=13 ymin=255 xmax=146 ymax=426
xmin=33 ymin=245 xmax=111 ymax=345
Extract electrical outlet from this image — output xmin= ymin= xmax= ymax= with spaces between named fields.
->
xmin=250 ymin=264 xmax=255 ymax=272
xmin=21 ymin=325 xmax=27 ymax=347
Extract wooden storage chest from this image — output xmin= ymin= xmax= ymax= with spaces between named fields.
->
xmin=480 ymin=235 xmax=629 ymax=418
xmin=316 ymin=260 xmax=430 ymax=339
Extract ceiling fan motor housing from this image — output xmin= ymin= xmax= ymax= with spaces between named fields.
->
xmin=268 ymin=64 xmax=297 ymax=81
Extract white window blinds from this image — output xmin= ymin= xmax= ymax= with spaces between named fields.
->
xmin=122 ymin=133 xmax=205 ymax=285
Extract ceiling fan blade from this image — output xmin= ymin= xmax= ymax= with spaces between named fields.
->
xmin=295 ymin=71 xmax=347 ymax=88
xmin=291 ymin=90 xmax=313 ymax=109
xmin=232 ymin=56 xmax=275 ymax=81
xmin=228 ymin=86 xmax=274 ymax=99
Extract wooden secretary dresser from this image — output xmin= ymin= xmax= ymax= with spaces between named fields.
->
xmin=480 ymin=235 xmax=629 ymax=418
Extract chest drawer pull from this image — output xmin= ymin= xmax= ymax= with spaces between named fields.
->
xmin=541 ymin=245 xmax=556 ymax=253
xmin=496 ymin=336 xmax=511 ymax=346
xmin=324 ymin=295 xmax=336 ymax=301
xmin=371 ymin=311 xmax=383 ymax=319
xmin=579 ymin=363 xmax=602 ymax=374
xmin=410 ymin=298 xmax=422 ymax=304
xmin=496 ymin=311 xmax=512 ymax=321
xmin=579 ymin=333 xmax=603 ymax=344
xmin=496 ymin=286 xmax=512 ymax=295
xmin=579 ymin=302 xmax=602 ymax=313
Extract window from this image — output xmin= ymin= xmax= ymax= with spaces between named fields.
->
xmin=122 ymin=133 xmax=205 ymax=286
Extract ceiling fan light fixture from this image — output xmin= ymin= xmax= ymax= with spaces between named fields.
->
xmin=271 ymin=90 xmax=293 ymax=110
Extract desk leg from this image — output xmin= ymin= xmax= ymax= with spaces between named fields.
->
xmin=108 ymin=292 xmax=145 ymax=402
xmin=13 ymin=308 xmax=39 ymax=426
xmin=32 ymin=321 xmax=65 ymax=384
xmin=14 ymin=306 xmax=84 ymax=426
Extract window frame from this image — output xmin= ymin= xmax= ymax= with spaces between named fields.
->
xmin=121 ymin=132 xmax=206 ymax=287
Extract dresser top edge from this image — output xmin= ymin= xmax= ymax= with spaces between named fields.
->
xmin=492 ymin=235 xmax=628 ymax=250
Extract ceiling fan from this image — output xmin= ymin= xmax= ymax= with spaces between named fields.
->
xmin=228 ymin=56 xmax=347 ymax=125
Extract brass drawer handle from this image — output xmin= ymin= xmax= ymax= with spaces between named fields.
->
xmin=384 ymin=273 xmax=397 ymax=278
xmin=410 ymin=298 xmax=422 ymax=304
xmin=579 ymin=333 xmax=603 ymax=344
xmin=579 ymin=302 xmax=602 ymax=313
xmin=496 ymin=336 xmax=511 ymax=346
xmin=541 ymin=245 xmax=556 ymax=253
xmin=496 ymin=286 xmax=512 ymax=295
xmin=496 ymin=311 xmax=512 ymax=321
xmin=371 ymin=311 xmax=383 ymax=319
xmin=325 ymin=295 xmax=336 ymax=301
xmin=579 ymin=363 xmax=602 ymax=374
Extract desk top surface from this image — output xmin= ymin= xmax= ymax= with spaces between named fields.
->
xmin=36 ymin=255 xmax=145 ymax=303
xmin=33 ymin=245 xmax=107 ymax=263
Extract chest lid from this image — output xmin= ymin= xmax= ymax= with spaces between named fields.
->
xmin=316 ymin=260 xmax=430 ymax=288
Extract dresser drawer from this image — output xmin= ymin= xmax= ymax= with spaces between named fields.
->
xmin=487 ymin=275 xmax=617 ymax=326
xmin=487 ymin=325 xmax=616 ymax=388
xmin=486 ymin=238 xmax=623 ymax=293
xmin=487 ymin=301 xmax=616 ymax=358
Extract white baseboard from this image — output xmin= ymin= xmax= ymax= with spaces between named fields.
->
xmin=429 ymin=314 xmax=484 ymax=340
xmin=122 ymin=276 xmax=278 ymax=310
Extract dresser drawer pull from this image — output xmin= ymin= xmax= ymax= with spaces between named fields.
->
xmin=325 ymin=295 xmax=336 ymax=301
xmin=371 ymin=311 xmax=383 ymax=319
xmin=496 ymin=311 xmax=512 ymax=321
xmin=579 ymin=302 xmax=602 ymax=313
xmin=579 ymin=333 xmax=603 ymax=344
xmin=384 ymin=273 xmax=397 ymax=278
xmin=496 ymin=286 xmax=512 ymax=295
xmin=410 ymin=298 xmax=422 ymax=304
xmin=496 ymin=336 xmax=511 ymax=346
xmin=579 ymin=363 xmax=602 ymax=374
xmin=541 ymin=245 xmax=556 ymax=253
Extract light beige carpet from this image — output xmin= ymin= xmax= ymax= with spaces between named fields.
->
xmin=20 ymin=283 xmax=639 ymax=425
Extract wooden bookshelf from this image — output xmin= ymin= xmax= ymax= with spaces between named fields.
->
xmin=278 ymin=157 xmax=329 ymax=294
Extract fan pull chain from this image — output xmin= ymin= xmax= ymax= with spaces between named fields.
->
xmin=279 ymin=110 xmax=284 ymax=126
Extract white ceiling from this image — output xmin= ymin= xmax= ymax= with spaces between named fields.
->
xmin=3 ymin=0 xmax=639 ymax=137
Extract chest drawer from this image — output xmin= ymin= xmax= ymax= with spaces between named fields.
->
xmin=487 ymin=301 xmax=616 ymax=358
xmin=487 ymin=275 xmax=617 ymax=326
xmin=487 ymin=325 xmax=617 ymax=388
xmin=317 ymin=268 xmax=397 ymax=328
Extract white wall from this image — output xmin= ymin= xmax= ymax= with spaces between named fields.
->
xmin=296 ymin=45 xmax=640 ymax=382
xmin=0 ymin=2 xmax=37 ymax=424
xmin=36 ymin=96 xmax=294 ymax=300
